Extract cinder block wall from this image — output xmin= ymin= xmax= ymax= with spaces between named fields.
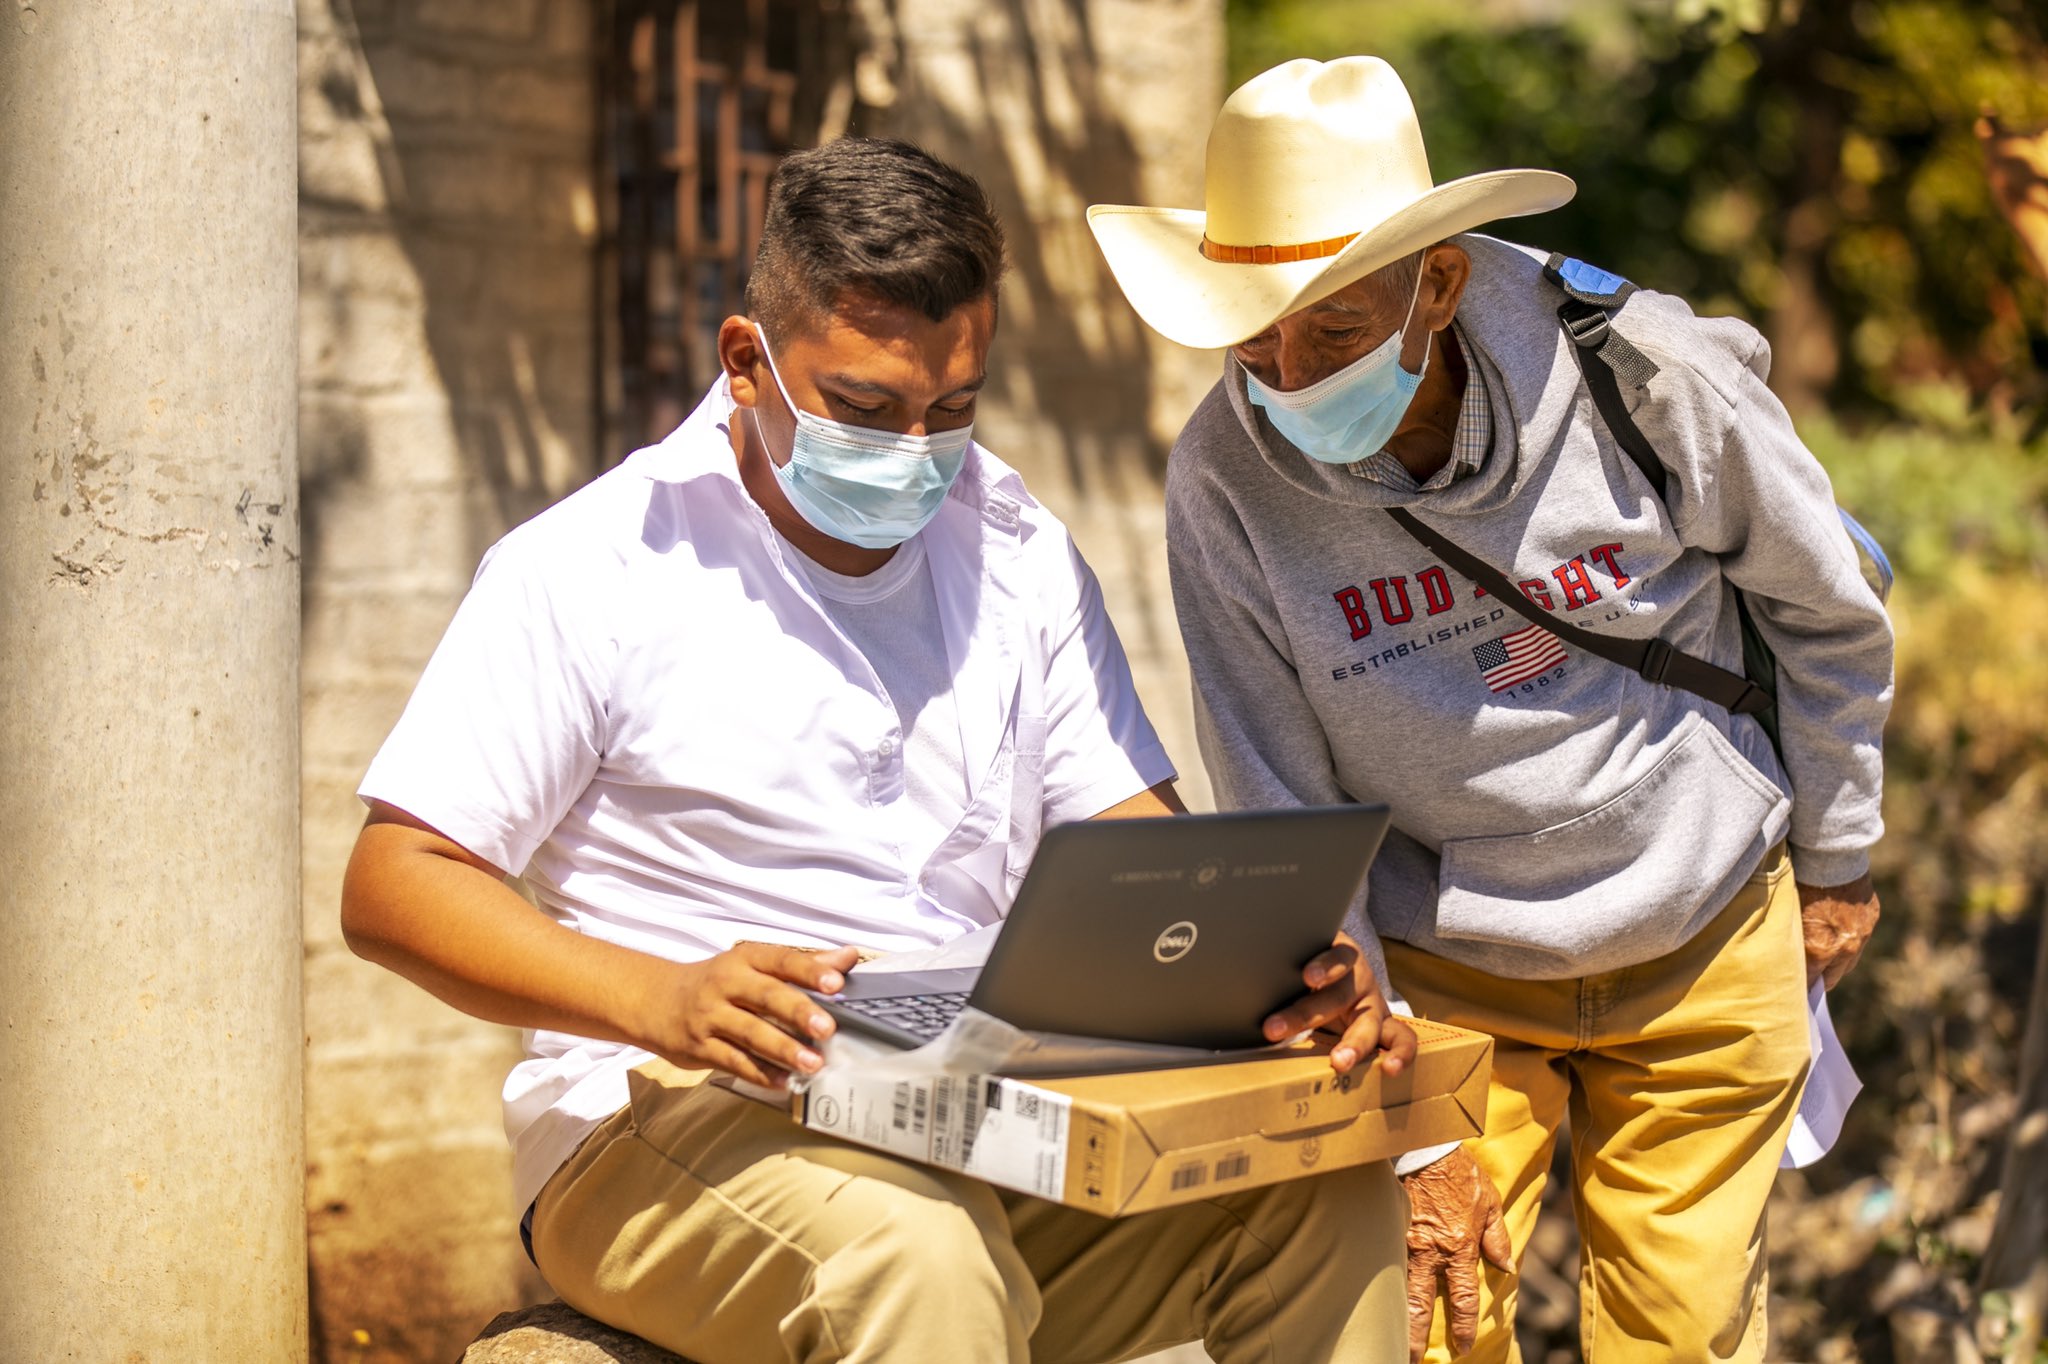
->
xmin=296 ymin=1 xmax=597 ymax=1359
xmin=294 ymin=1 xmax=1223 ymax=1358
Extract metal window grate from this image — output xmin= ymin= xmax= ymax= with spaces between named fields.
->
xmin=602 ymin=0 xmax=852 ymax=455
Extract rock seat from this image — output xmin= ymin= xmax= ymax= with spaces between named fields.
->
xmin=460 ymin=1301 xmax=691 ymax=1364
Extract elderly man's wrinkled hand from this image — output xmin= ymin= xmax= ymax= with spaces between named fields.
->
xmin=1261 ymin=931 xmax=1418 ymax=1076
xmin=1403 ymin=1144 xmax=1513 ymax=1362
xmin=1798 ymin=874 xmax=1879 ymax=990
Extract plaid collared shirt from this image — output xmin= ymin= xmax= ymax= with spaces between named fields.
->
xmin=1346 ymin=322 xmax=1491 ymax=492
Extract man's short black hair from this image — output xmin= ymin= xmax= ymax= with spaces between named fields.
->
xmin=745 ymin=138 xmax=1008 ymax=341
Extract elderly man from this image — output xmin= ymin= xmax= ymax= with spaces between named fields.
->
xmin=1089 ymin=58 xmax=1893 ymax=1363
xmin=342 ymin=137 xmax=1411 ymax=1364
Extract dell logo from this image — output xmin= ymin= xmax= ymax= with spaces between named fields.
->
xmin=1153 ymin=921 xmax=1198 ymax=963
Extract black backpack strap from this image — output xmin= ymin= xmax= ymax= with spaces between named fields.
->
xmin=1372 ymin=253 xmax=1772 ymax=718
xmin=1385 ymin=505 xmax=1772 ymax=715
xmin=1542 ymin=253 xmax=1666 ymax=498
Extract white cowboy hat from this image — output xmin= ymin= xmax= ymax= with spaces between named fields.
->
xmin=1088 ymin=56 xmax=1576 ymax=350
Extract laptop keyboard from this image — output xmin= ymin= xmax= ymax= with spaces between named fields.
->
xmin=833 ymin=991 xmax=972 ymax=1041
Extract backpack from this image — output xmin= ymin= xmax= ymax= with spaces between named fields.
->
xmin=1384 ymin=254 xmax=1893 ymax=754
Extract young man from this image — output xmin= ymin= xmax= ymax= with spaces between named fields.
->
xmin=1089 ymin=58 xmax=1892 ymax=1363
xmin=343 ymin=138 xmax=1410 ymax=1364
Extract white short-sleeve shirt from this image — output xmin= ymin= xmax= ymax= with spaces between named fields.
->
xmin=359 ymin=380 xmax=1175 ymax=1210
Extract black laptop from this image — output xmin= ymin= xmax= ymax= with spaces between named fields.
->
xmin=813 ymin=805 xmax=1391 ymax=1052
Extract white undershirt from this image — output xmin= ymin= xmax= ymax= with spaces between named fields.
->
xmin=793 ymin=536 xmax=969 ymax=868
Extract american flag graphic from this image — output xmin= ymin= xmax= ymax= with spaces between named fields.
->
xmin=1472 ymin=623 xmax=1568 ymax=692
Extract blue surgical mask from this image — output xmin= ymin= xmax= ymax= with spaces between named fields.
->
xmin=752 ymin=331 xmax=972 ymax=549
xmin=1244 ymin=261 xmax=1430 ymax=465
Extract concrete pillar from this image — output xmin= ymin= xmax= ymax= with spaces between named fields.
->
xmin=0 ymin=3 xmax=306 ymax=1359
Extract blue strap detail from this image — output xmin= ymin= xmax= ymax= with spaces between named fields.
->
xmin=1838 ymin=509 xmax=1894 ymax=604
xmin=1556 ymin=257 xmax=1631 ymax=299
xmin=1544 ymin=252 xmax=1637 ymax=308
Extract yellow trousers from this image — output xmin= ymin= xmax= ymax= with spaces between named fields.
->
xmin=530 ymin=1059 xmax=1409 ymax=1363
xmin=1385 ymin=850 xmax=1810 ymax=1364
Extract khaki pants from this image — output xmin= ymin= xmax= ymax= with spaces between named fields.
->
xmin=1387 ymin=849 xmax=1811 ymax=1364
xmin=531 ymin=1060 xmax=1409 ymax=1364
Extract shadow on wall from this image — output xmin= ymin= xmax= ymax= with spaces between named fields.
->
xmin=297 ymin=0 xmax=600 ymax=589
xmin=294 ymin=1 xmax=601 ymax=1361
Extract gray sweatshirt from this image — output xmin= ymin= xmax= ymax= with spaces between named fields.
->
xmin=1167 ymin=234 xmax=1894 ymax=983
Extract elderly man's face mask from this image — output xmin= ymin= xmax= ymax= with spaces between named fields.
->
xmin=1236 ymin=258 xmax=1429 ymax=465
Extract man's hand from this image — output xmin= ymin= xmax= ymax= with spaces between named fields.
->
xmin=1798 ymin=874 xmax=1879 ymax=990
xmin=1402 ymin=1145 xmax=1514 ymax=1362
xmin=1261 ymin=931 xmax=1419 ymax=1076
xmin=653 ymin=943 xmax=861 ymax=1088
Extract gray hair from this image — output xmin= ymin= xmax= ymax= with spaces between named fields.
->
xmin=1365 ymin=248 xmax=1430 ymax=310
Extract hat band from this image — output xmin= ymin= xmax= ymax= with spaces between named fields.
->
xmin=1199 ymin=230 xmax=1359 ymax=265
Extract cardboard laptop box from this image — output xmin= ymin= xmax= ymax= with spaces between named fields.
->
xmin=788 ymin=1016 xmax=1491 ymax=1217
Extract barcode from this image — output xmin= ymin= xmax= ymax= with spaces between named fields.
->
xmin=891 ymin=1082 xmax=911 ymax=1131
xmin=984 ymin=1079 xmax=1003 ymax=1113
xmin=913 ymin=1086 xmax=929 ymax=1135
xmin=960 ymin=1080 xmax=985 ymax=1164
xmin=1170 ymin=1162 xmax=1208 ymax=1191
xmin=1015 ymin=1091 xmax=1041 ymax=1121
xmin=1214 ymin=1152 xmax=1251 ymax=1183
xmin=932 ymin=1079 xmax=952 ymax=1134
